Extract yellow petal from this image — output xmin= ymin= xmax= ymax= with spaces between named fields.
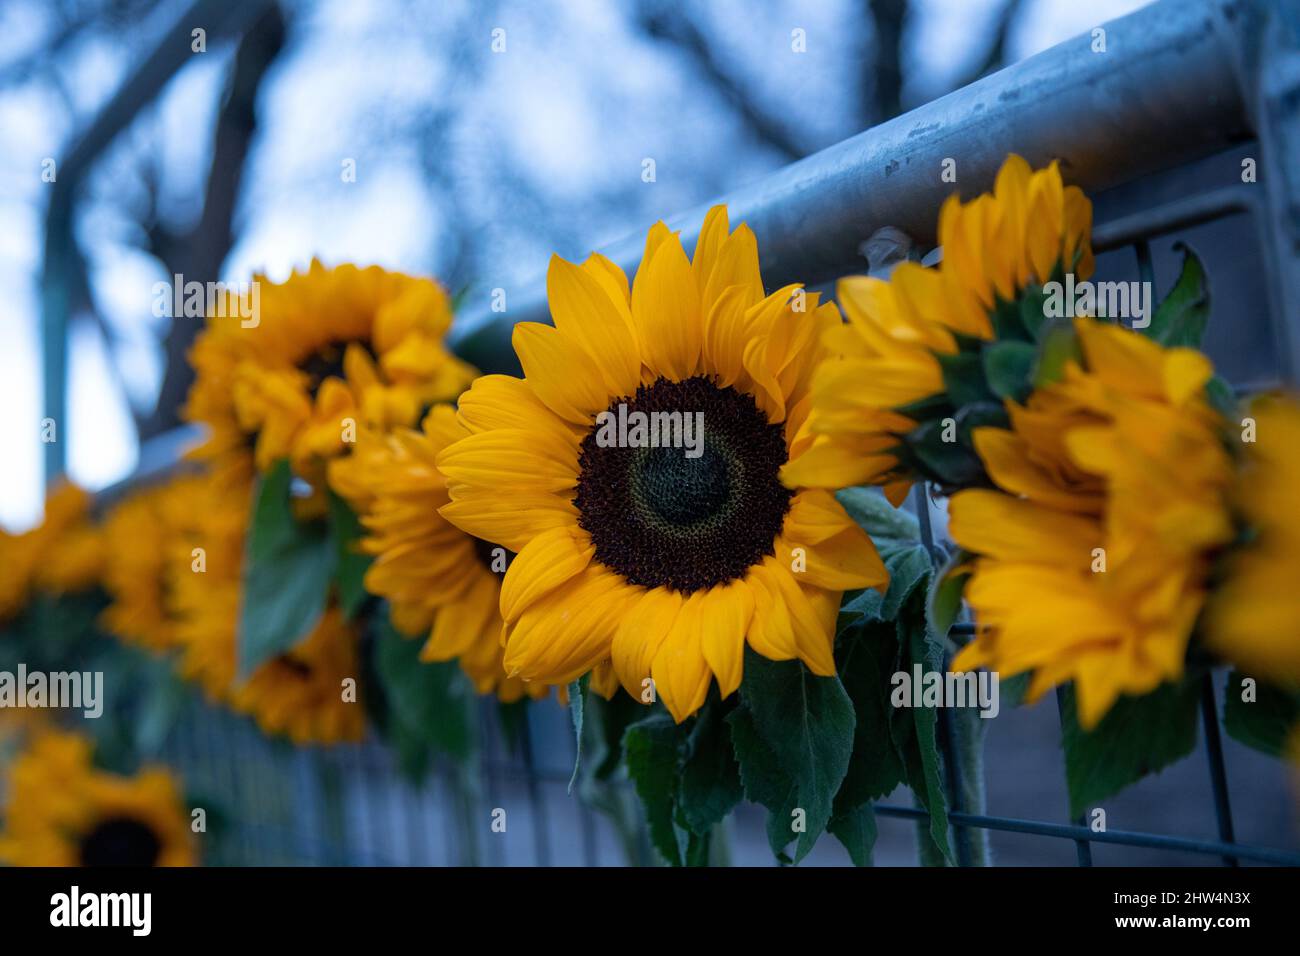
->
xmin=547 ymin=255 xmax=641 ymax=397
xmin=512 ymin=321 xmax=610 ymax=425
xmin=652 ymin=592 xmax=713 ymax=722
xmin=499 ymin=525 xmax=594 ymax=623
xmin=436 ymin=428 xmax=578 ymax=494
xmin=698 ymin=581 xmax=754 ymax=699
xmin=631 ymin=232 xmax=702 ymax=381
xmin=612 ymin=586 xmax=681 ymax=697
xmin=438 ymin=494 xmax=579 ymax=553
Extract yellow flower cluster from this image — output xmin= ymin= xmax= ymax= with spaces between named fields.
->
xmin=13 ymin=154 xmax=1296 ymax=751
xmin=948 ymin=319 xmax=1235 ymax=727
xmin=184 ymin=260 xmax=477 ymax=506
xmin=783 ymin=155 xmax=1093 ymax=503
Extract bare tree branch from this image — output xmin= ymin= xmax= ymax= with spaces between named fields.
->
xmin=867 ymin=0 xmax=907 ymax=126
xmin=949 ymin=0 xmax=1025 ymax=92
xmin=633 ymin=1 xmax=809 ymax=162
xmin=138 ymin=3 xmax=287 ymax=439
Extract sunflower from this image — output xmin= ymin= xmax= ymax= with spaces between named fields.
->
xmin=948 ymin=318 xmax=1235 ymax=727
xmin=0 ymin=730 xmax=195 ymax=866
xmin=165 ymin=458 xmax=364 ymax=744
xmin=99 ymin=476 xmax=208 ymax=652
xmin=165 ymin=465 xmax=252 ymax=701
xmin=232 ymin=606 xmax=366 ymax=744
xmin=1202 ymin=394 xmax=1300 ymax=684
xmin=0 ymin=483 xmax=103 ymax=620
xmin=328 ymin=406 xmax=554 ymax=702
xmin=183 ymin=260 xmax=478 ymax=505
xmin=782 ymin=154 xmax=1094 ymax=501
xmin=434 ymin=206 xmax=887 ymax=722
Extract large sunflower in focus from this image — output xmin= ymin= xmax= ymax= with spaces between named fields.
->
xmin=184 ymin=261 xmax=478 ymax=503
xmin=948 ymin=318 xmax=1235 ymax=727
xmin=782 ymin=154 xmax=1094 ymax=501
xmin=435 ymin=206 xmax=888 ymax=722
xmin=0 ymin=731 xmax=195 ymax=866
xmin=329 ymin=406 xmax=558 ymax=703
xmin=1203 ymin=394 xmax=1300 ymax=684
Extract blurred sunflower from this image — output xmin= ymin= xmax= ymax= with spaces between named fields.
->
xmin=184 ymin=261 xmax=478 ymax=505
xmin=1203 ymin=394 xmax=1300 ymax=685
xmin=0 ymin=483 xmax=103 ymax=619
xmin=0 ymin=731 xmax=195 ymax=867
xmin=233 ymin=607 xmax=366 ymax=744
xmin=166 ymin=460 xmax=364 ymax=744
xmin=436 ymin=205 xmax=887 ymax=722
xmin=166 ymin=465 xmax=252 ymax=701
xmin=948 ymin=318 xmax=1235 ymax=727
xmin=99 ymin=476 xmax=207 ymax=652
xmin=329 ymin=405 xmax=556 ymax=702
xmin=782 ymin=154 xmax=1094 ymax=501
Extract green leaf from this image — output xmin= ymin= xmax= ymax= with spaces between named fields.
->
xmin=999 ymin=672 xmax=1032 ymax=709
xmin=880 ymin=545 xmax=932 ymax=622
xmin=834 ymin=487 xmax=919 ymax=545
xmin=1146 ymin=243 xmax=1209 ymax=348
xmin=327 ymin=492 xmax=373 ymax=619
xmin=835 ymin=621 xmax=906 ymax=808
xmin=238 ymin=461 xmax=335 ymax=678
xmin=1205 ymin=375 xmax=1238 ymax=419
xmin=1223 ymin=671 xmax=1300 ymax=758
xmin=837 ymin=586 xmax=884 ymax=634
xmin=953 ymin=401 xmax=1010 ymax=448
xmin=373 ymin=617 xmax=473 ymax=767
xmin=677 ymin=700 xmax=743 ymax=835
xmin=1061 ymin=677 xmax=1200 ymax=817
xmin=889 ymin=594 xmax=953 ymax=865
xmin=902 ymin=417 xmax=989 ymax=488
xmin=736 ymin=649 xmax=856 ymax=863
xmin=926 ymin=548 xmax=971 ymax=641
xmin=726 ymin=704 xmax=797 ymax=864
xmin=835 ymin=486 xmax=930 ymax=632
xmin=623 ymin=713 xmax=687 ymax=866
xmin=588 ymin=692 xmax=645 ymax=780
xmin=1018 ymin=284 xmax=1053 ymax=341
xmin=248 ymin=459 xmax=298 ymax=556
xmin=989 ymin=294 xmax=1030 ymax=342
xmin=1032 ymin=319 xmax=1083 ymax=387
xmin=982 ymin=340 xmax=1036 ymax=401
xmin=937 ymin=350 xmax=996 ymax=408
xmin=682 ymin=828 xmax=711 ymax=867
xmin=828 ymin=803 xmax=878 ymax=866
xmin=893 ymin=392 xmax=952 ymax=421
xmin=567 ymin=674 xmax=589 ymax=794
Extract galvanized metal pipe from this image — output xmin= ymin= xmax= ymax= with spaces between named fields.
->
xmin=452 ymin=0 xmax=1256 ymax=374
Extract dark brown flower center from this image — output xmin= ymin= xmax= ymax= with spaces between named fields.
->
xmin=575 ymin=375 xmax=793 ymax=593
xmin=299 ymin=340 xmax=375 ymax=397
xmin=78 ymin=816 xmax=163 ymax=867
